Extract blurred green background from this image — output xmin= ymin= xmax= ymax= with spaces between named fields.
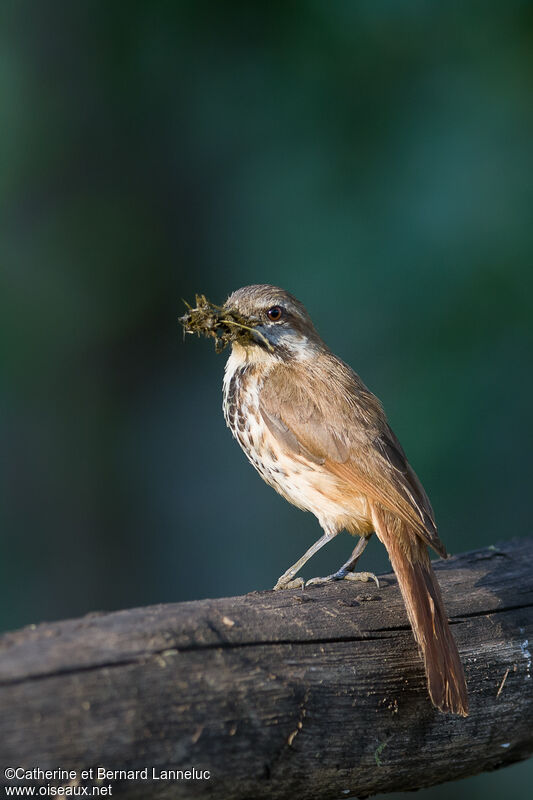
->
xmin=1 ymin=1 xmax=532 ymax=796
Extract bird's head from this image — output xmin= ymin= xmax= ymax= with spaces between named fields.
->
xmin=223 ymin=284 xmax=322 ymax=362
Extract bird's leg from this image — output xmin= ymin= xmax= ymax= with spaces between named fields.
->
xmin=273 ymin=529 xmax=337 ymax=590
xmin=306 ymin=535 xmax=380 ymax=588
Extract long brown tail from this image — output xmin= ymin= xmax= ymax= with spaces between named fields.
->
xmin=371 ymin=504 xmax=468 ymax=716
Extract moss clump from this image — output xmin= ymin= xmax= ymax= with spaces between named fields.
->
xmin=179 ymin=294 xmax=273 ymax=353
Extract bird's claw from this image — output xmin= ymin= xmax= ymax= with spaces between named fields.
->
xmin=343 ymin=570 xmax=380 ymax=588
xmin=273 ymin=576 xmax=305 ymax=591
xmin=306 ymin=571 xmax=380 ymax=589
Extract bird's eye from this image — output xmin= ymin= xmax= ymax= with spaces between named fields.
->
xmin=267 ymin=306 xmax=284 ymax=322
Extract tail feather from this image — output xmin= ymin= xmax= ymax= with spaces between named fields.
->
xmin=371 ymin=504 xmax=468 ymax=716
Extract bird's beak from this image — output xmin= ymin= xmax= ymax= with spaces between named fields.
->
xmin=222 ymin=309 xmax=274 ymax=352
xmin=181 ymin=294 xmax=273 ymax=354
xmin=249 ymin=323 xmax=274 ymax=348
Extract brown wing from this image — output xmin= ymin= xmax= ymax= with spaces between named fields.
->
xmin=371 ymin=421 xmax=445 ymax=549
xmin=259 ymin=359 xmax=446 ymax=557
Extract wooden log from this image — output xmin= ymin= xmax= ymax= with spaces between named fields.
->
xmin=1 ymin=539 xmax=532 ymax=799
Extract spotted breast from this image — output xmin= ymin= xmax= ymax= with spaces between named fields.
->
xmin=222 ymin=344 xmax=359 ymax=527
xmin=222 ymin=352 xmax=290 ymax=496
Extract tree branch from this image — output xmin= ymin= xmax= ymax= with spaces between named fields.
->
xmin=1 ymin=539 xmax=532 ymax=798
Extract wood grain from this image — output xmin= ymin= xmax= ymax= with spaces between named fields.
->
xmin=1 ymin=539 xmax=532 ymax=798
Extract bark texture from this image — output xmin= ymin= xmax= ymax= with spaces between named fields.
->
xmin=1 ymin=539 xmax=532 ymax=798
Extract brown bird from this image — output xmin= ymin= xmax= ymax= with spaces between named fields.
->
xmin=216 ymin=284 xmax=467 ymax=715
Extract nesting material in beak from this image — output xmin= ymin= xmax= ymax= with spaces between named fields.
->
xmin=179 ymin=294 xmax=273 ymax=353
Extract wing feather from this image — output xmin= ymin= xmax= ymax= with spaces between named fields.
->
xmin=259 ymin=360 xmax=446 ymax=557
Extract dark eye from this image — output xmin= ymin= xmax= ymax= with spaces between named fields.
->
xmin=267 ymin=306 xmax=284 ymax=322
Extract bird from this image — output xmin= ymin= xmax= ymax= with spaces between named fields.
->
xmin=217 ymin=284 xmax=467 ymax=716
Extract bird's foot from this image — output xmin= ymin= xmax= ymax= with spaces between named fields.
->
xmin=273 ymin=574 xmax=305 ymax=591
xmin=306 ymin=569 xmax=380 ymax=589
